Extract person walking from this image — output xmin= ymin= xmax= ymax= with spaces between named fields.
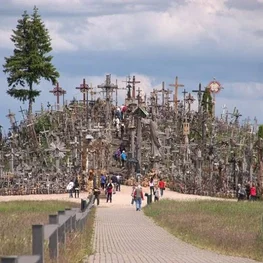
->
xmin=121 ymin=150 xmax=127 ymax=167
xmin=106 ymin=180 xmax=114 ymax=203
xmin=100 ymin=174 xmax=106 ymax=190
xmin=158 ymin=178 xmax=165 ymax=197
xmin=66 ymin=179 xmax=74 ymax=198
xmin=133 ymin=185 xmax=144 ymax=211
xmin=245 ymin=181 xmax=251 ymax=200
xmin=93 ymin=186 xmax=101 ymax=206
xmin=149 ymin=177 xmax=154 ymax=196
xmin=74 ymin=177 xmax=80 ymax=198
xmin=250 ymin=183 xmax=257 ymax=201
xmin=131 ymin=185 xmax=136 ymax=205
xmin=116 ymin=174 xmax=121 ymax=192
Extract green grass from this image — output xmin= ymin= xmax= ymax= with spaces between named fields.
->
xmin=144 ymin=199 xmax=263 ymax=262
xmin=0 ymin=201 xmax=95 ymax=263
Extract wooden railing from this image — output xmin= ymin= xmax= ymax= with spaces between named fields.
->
xmin=0 ymin=196 xmax=94 ymax=263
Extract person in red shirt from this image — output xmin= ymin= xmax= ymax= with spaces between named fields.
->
xmin=250 ymin=183 xmax=257 ymax=201
xmin=158 ymin=179 xmax=166 ymax=197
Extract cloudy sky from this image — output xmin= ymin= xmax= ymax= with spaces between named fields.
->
xmin=0 ymin=0 xmax=263 ymax=132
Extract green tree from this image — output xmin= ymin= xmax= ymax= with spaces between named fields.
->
xmin=3 ymin=6 xmax=59 ymax=117
xmin=258 ymin=125 xmax=263 ymax=139
xmin=201 ymin=87 xmax=213 ymax=115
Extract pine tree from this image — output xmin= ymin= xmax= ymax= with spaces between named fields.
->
xmin=201 ymin=87 xmax=213 ymax=115
xmin=3 ymin=6 xmax=59 ymax=117
xmin=258 ymin=125 xmax=263 ymax=139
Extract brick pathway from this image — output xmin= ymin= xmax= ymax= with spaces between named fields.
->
xmin=87 ymin=187 xmax=260 ymax=263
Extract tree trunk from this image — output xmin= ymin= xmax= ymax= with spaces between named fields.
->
xmin=28 ymin=82 xmax=33 ymax=119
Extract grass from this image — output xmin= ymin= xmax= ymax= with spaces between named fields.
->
xmin=144 ymin=199 xmax=263 ymax=262
xmin=0 ymin=201 xmax=95 ymax=263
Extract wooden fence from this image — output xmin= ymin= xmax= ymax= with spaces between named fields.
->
xmin=0 ymin=196 xmax=94 ymax=263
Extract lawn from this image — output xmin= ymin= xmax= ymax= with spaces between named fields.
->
xmin=0 ymin=200 xmax=95 ymax=263
xmin=144 ymin=199 xmax=263 ymax=262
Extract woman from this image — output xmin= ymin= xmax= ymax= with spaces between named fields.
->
xmin=149 ymin=177 xmax=154 ymax=196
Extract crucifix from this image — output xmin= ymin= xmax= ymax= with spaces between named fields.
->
xmin=192 ymin=83 xmax=205 ymax=112
xmin=182 ymin=89 xmax=188 ymax=113
xmin=185 ymin=93 xmax=195 ymax=112
xmin=127 ymin=75 xmax=140 ymax=99
xmin=49 ymin=82 xmax=65 ymax=110
xmin=136 ymin=87 xmax=143 ymax=105
xmin=169 ymin=76 xmax=184 ymax=114
xmin=76 ymin=78 xmax=90 ymax=105
xmin=6 ymin=109 xmax=18 ymax=131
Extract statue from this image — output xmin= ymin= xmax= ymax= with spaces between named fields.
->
xmin=149 ymin=115 xmax=162 ymax=157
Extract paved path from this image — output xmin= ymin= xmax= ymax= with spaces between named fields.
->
xmin=87 ymin=186 xmax=260 ymax=263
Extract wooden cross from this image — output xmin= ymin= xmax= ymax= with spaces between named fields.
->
xmin=6 ymin=109 xmax=16 ymax=127
xmin=19 ymin=106 xmax=27 ymax=121
xmin=185 ymin=93 xmax=195 ymax=112
xmin=128 ymin=76 xmax=140 ymax=99
xmin=164 ymin=89 xmax=172 ymax=108
xmin=192 ymin=83 xmax=205 ymax=112
xmin=122 ymin=75 xmax=131 ymax=99
xmin=76 ymin=79 xmax=89 ymax=105
xmin=169 ymin=76 xmax=184 ymax=113
xmin=49 ymin=82 xmax=64 ymax=106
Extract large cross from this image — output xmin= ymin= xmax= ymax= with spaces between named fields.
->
xmin=128 ymin=76 xmax=140 ymax=99
xmin=185 ymin=93 xmax=195 ymax=112
xmin=169 ymin=76 xmax=184 ymax=114
xmin=192 ymin=83 xmax=205 ymax=112
xmin=76 ymin=79 xmax=89 ymax=105
xmin=49 ymin=82 xmax=63 ymax=106
xmin=19 ymin=106 xmax=27 ymax=121
xmin=6 ymin=109 xmax=16 ymax=127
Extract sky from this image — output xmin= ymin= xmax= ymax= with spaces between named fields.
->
xmin=0 ymin=0 xmax=263 ymax=132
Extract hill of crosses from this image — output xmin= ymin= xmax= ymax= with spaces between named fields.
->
xmin=0 ymin=74 xmax=262 ymax=198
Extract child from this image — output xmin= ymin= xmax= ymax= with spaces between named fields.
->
xmin=154 ymin=186 xmax=160 ymax=202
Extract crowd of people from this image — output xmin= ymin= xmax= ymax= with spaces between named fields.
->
xmin=237 ymin=181 xmax=257 ymax=201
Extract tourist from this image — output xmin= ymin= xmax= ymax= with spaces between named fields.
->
xmin=121 ymin=150 xmax=127 ymax=167
xmin=245 ymin=181 xmax=251 ymax=200
xmin=250 ymin=183 xmax=257 ymax=201
xmin=93 ymin=186 xmax=101 ymax=206
xmin=237 ymin=184 xmax=246 ymax=201
xmin=74 ymin=177 xmax=80 ymax=198
xmin=111 ymin=174 xmax=117 ymax=194
xmin=106 ymin=179 xmax=114 ymax=203
xmin=66 ymin=179 xmax=74 ymax=198
xmin=131 ymin=185 xmax=136 ymax=205
xmin=158 ymin=178 xmax=165 ymax=197
xmin=149 ymin=177 xmax=154 ymax=196
xmin=100 ymin=174 xmax=106 ymax=190
xmin=116 ymin=174 xmax=121 ymax=192
xmin=154 ymin=186 xmax=160 ymax=202
xmin=120 ymin=123 xmax=125 ymax=140
xmin=133 ymin=184 xmax=144 ymax=211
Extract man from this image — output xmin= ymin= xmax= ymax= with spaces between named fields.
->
xmin=66 ymin=179 xmax=74 ymax=198
xmin=116 ymin=174 xmax=121 ymax=192
xmin=100 ymin=174 xmax=106 ymax=190
xmin=121 ymin=123 xmax=125 ymax=140
xmin=93 ymin=187 xmax=101 ymax=206
xmin=133 ymin=184 xmax=144 ymax=211
xmin=111 ymin=174 xmax=117 ymax=193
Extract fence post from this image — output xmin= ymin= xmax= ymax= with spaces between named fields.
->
xmin=32 ymin=225 xmax=44 ymax=263
xmin=49 ymin=215 xmax=59 ymax=261
xmin=1 ymin=256 xmax=18 ymax=263
xmin=72 ymin=214 xmax=76 ymax=231
xmin=65 ymin=209 xmax=72 ymax=232
xmin=58 ymin=211 xmax=66 ymax=244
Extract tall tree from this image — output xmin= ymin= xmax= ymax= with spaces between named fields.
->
xmin=3 ymin=6 xmax=59 ymax=117
xmin=201 ymin=87 xmax=213 ymax=115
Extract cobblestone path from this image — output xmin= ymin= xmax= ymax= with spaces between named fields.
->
xmin=88 ymin=203 xmax=260 ymax=263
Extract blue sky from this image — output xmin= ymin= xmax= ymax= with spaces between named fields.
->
xmin=0 ymin=0 xmax=263 ymax=132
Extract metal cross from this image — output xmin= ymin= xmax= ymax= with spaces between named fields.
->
xmin=127 ymin=76 xmax=140 ymax=99
xmin=192 ymin=83 xmax=205 ymax=112
xmin=76 ymin=79 xmax=90 ymax=105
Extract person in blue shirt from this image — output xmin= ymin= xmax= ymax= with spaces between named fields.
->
xmin=100 ymin=174 xmax=106 ymax=190
xmin=121 ymin=150 xmax=127 ymax=167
